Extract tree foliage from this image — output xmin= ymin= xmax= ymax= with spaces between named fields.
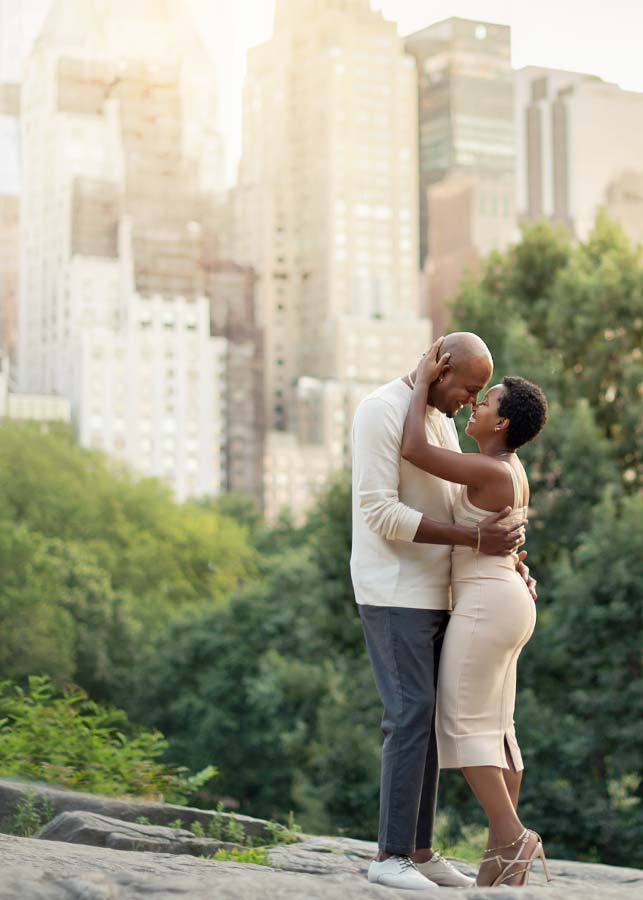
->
xmin=0 ymin=676 xmax=207 ymax=802
xmin=1 ymin=215 xmax=641 ymax=866
xmin=0 ymin=421 xmax=257 ymax=702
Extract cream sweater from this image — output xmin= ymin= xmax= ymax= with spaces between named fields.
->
xmin=350 ymin=378 xmax=461 ymax=610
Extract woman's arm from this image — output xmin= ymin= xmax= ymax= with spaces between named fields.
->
xmin=401 ymin=349 xmax=501 ymax=488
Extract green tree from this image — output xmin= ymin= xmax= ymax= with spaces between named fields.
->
xmin=0 ymin=422 xmax=258 ymax=691
xmin=0 ymin=526 xmax=135 ymax=702
xmin=128 ymin=476 xmax=383 ymax=832
xmin=517 ymin=492 xmax=643 ymax=865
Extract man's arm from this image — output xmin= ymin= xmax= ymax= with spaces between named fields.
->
xmin=353 ymin=396 xmax=473 ymax=545
xmin=413 ymin=507 xmax=523 ymax=555
xmin=353 ymin=397 xmax=522 ymax=553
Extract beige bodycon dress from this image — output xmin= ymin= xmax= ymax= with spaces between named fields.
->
xmin=436 ymin=454 xmax=536 ymax=771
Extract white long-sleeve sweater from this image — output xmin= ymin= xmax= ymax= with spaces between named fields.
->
xmin=350 ymin=377 xmax=461 ymax=610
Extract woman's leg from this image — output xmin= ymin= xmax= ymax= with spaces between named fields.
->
xmin=462 ymin=765 xmax=538 ymax=887
xmin=502 ymin=738 xmax=523 ymax=811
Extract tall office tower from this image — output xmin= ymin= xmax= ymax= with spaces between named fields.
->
xmin=0 ymin=0 xmax=51 ymax=82
xmin=235 ymin=0 xmax=431 ymax=518
xmin=208 ymin=261 xmax=264 ymax=500
xmin=18 ymin=0 xmax=230 ymax=501
xmin=0 ymin=1 xmax=50 ymax=366
xmin=405 ymin=18 xmax=516 ymax=334
xmin=516 ymin=67 xmax=643 ymax=244
xmin=0 ymin=82 xmax=19 ymax=362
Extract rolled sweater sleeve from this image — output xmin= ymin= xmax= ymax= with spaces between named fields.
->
xmin=352 ymin=396 xmax=423 ymax=542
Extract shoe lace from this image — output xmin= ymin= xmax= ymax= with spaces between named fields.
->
xmin=397 ymin=856 xmax=419 ymax=872
xmin=430 ymin=851 xmax=458 ymax=870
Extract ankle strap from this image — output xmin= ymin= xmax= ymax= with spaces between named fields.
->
xmin=485 ymin=828 xmax=529 ymax=854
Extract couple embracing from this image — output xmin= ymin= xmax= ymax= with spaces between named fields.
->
xmin=350 ymin=332 xmax=551 ymax=891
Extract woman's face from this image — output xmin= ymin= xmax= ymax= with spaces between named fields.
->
xmin=465 ymin=384 xmax=506 ymax=443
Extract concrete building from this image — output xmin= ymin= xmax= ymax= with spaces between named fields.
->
xmin=1 ymin=1 xmax=51 ymax=363
xmin=0 ymin=189 xmax=18 ymax=361
xmin=263 ymin=430 xmax=330 ymax=523
xmin=423 ymin=166 xmax=516 ymax=332
xmin=516 ymin=66 xmax=643 ymax=244
xmin=0 ymin=83 xmax=19 ymax=363
xmin=0 ymin=0 xmax=51 ymax=82
xmin=406 ymin=18 xmax=517 ymax=334
xmin=604 ymin=171 xmax=643 ymax=245
xmin=235 ymin=0 xmax=431 ymax=519
xmin=74 ymin=295 xmax=227 ymax=501
xmin=0 ymin=354 xmax=71 ymax=422
xmin=208 ymin=261 xmax=264 ymax=500
xmin=17 ymin=0 xmax=232 ymax=502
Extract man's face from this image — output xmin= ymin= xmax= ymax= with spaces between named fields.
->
xmin=429 ymin=357 xmax=492 ymax=418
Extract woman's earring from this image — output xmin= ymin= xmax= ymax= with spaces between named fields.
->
xmin=495 ymin=425 xmax=501 ymax=431
xmin=438 ymin=376 xmax=444 ymax=383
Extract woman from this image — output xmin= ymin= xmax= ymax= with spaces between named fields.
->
xmin=401 ymin=340 xmax=550 ymax=888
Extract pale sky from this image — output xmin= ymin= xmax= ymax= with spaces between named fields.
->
xmin=191 ymin=0 xmax=643 ymax=184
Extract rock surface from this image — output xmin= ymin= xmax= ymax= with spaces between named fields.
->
xmin=1 ymin=830 xmax=642 ymax=900
xmin=1 ymin=780 xmax=642 ymax=899
xmin=0 ymin=778 xmax=270 ymax=839
xmin=36 ymin=810 xmax=242 ymax=856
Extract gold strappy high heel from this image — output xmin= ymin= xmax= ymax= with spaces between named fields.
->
xmin=476 ymin=828 xmax=552 ymax=887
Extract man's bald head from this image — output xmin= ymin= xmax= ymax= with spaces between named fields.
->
xmin=428 ymin=332 xmax=493 ymax=417
xmin=440 ymin=332 xmax=493 ymax=372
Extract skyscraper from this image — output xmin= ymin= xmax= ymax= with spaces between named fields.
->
xmin=0 ymin=0 xmax=51 ymax=82
xmin=235 ymin=0 xmax=431 ymax=517
xmin=516 ymin=66 xmax=643 ymax=244
xmin=18 ymin=0 xmax=232 ymax=501
xmin=0 ymin=82 xmax=19 ymax=361
xmin=0 ymin=1 xmax=50 ymax=365
xmin=406 ymin=18 xmax=516 ymax=333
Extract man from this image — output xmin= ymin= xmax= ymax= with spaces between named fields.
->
xmin=351 ymin=332 xmax=535 ymax=891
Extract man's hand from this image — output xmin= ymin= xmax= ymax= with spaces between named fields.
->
xmin=478 ymin=508 xmax=526 ymax=556
xmin=516 ymin=549 xmax=538 ymax=601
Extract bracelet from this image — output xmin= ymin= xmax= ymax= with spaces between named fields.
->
xmin=474 ymin=526 xmax=481 ymax=556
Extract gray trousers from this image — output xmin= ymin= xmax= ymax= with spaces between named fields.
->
xmin=359 ymin=605 xmax=449 ymax=856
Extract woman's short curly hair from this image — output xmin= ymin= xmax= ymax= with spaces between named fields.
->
xmin=498 ymin=376 xmax=548 ymax=450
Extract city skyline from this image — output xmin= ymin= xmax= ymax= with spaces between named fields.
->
xmin=2 ymin=1 xmax=643 ymax=517
xmin=234 ymin=0 xmax=433 ymax=517
xmin=191 ymin=0 xmax=643 ymax=182
xmin=2 ymin=2 xmax=643 ymax=184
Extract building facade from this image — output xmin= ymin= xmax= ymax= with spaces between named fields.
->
xmin=208 ymin=261 xmax=264 ymax=500
xmin=516 ymin=66 xmax=643 ymax=244
xmin=17 ymin=0 xmax=234 ymax=501
xmin=235 ymin=0 xmax=432 ymax=518
xmin=0 ymin=354 xmax=71 ymax=423
xmin=0 ymin=0 xmax=51 ymax=82
xmin=0 ymin=83 xmax=19 ymax=363
xmin=406 ymin=18 xmax=517 ymax=334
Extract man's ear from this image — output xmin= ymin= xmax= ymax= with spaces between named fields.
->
xmin=437 ymin=363 xmax=452 ymax=384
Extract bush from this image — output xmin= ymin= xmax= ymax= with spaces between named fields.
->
xmin=8 ymin=791 xmax=55 ymax=837
xmin=0 ymin=675 xmax=216 ymax=803
xmin=210 ymin=847 xmax=270 ymax=865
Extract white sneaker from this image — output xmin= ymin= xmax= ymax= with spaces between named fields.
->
xmin=416 ymin=851 xmax=475 ymax=888
xmin=368 ymin=856 xmax=439 ymax=891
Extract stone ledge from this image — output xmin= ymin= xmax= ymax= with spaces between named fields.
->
xmin=36 ymin=810 xmax=244 ymax=856
xmin=1 ymin=830 xmax=642 ymax=900
xmin=0 ymin=777 xmax=271 ymax=839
